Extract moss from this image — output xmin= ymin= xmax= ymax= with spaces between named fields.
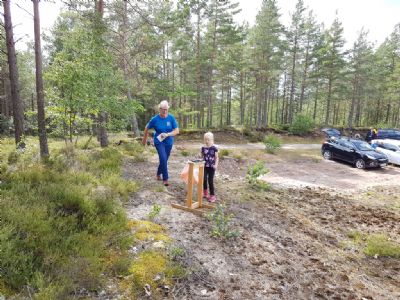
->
xmin=122 ymin=250 xmax=185 ymax=298
xmin=129 ymin=220 xmax=171 ymax=243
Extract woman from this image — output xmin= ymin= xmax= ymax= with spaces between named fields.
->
xmin=142 ymin=100 xmax=179 ymax=186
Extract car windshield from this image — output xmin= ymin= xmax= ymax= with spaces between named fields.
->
xmin=385 ymin=144 xmax=400 ymax=151
xmin=352 ymin=140 xmax=373 ymax=151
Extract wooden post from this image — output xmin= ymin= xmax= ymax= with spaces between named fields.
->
xmin=172 ymin=161 xmax=214 ymax=214
xmin=197 ymin=164 xmax=204 ymax=206
xmin=186 ymin=162 xmax=194 ymax=207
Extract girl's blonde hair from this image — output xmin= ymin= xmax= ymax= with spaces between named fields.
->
xmin=204 ymin=131 xmax=214 ymax=143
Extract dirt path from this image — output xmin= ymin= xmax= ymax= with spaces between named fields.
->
xmin=123 ymin=141 xmax=400 ymax=299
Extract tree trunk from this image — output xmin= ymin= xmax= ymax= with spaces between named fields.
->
xmin=96 ymin=0 xmax=108 ymax=147
xmin=206 ymin=3 xmax=218 ymax=127
xmin=288 ymin=36 xmax=298 ymax=123
xmin=347 ymin=75 xmax=357 ymax=130
xmin=325 ymin=76 xmax=333 ymax=125
xmin=122 ymin=0 xmax=140 ymax=137
xmin=227 ymin=83 xmax=231 ymax=125
xmin=33 ymin=0 xmax=49 ymax=157
xmin=219 ymin=85 xmax=224 ymax=127
xmin=313 ymin=79 xmax=319 ymax=121
xmin=195 ymin=12 xmax=202 ymax=128
xmin=239 ymin=71 xmax=245 ymax=125
xmin=299 ymin=39 xmax=310 ymax=112
xmin=3 ymin=0 xmax=24 ymax=146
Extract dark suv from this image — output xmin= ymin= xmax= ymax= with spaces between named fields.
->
xmin=366 ymin=129 xmax=400 ymax=141
xmin=322 ymin=137 xmax=388 ymax=169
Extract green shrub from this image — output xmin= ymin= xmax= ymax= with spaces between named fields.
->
xmin=7 ymin=150 xmax=20 ymax=164
xmin=219 ymin=149 xmax=230 ymax=158
xmin=148 ymin=204 xmax=161 ymax=221
xmin=0 ymin=161 xmax=131 ymax=296
xmin=289 ymin=114 xmax=315 ymax=135
xmin=100 ymin=173 xmax=139 ymax=201
xmin=0 ymin=114 xmax=11 ymax=134
xmin=246 ymin=162 xmax=270 ymax=190
xmin=206 ymin=204 xmax=240 ymax=239
xmin=180 ymin=149 xmax=190 ymax=157
xmin=263 ymin=135 xmax=281 ymax=154
xmin=364 ymin=234 xmax=400 ymax=258
xmin=119 ymin=141 xmax=147 ymax=162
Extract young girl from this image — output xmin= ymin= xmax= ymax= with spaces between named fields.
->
xmin=201 ymin=132 xmax=219 ymax=202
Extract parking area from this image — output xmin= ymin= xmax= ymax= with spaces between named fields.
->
xmin=262 ymin=151 xmax=400 ymax=192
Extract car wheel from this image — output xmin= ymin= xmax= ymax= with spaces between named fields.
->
xmin=355 ymin=159 xmax=366 ymax=169
xmin=323 ymin=150 xmax=332 ymax=160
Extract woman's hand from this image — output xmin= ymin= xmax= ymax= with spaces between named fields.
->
xmin=160 ymin=133 xmax=168 ymax=139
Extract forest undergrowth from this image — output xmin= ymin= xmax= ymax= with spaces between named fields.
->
xmin=0 ymin=136 xmax=180 ymax=299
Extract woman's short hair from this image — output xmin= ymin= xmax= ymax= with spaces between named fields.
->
xmin=159 ymin=100 xmax=170 ymax=109
xmin=204 ymin=131 xmax=214 ymax=142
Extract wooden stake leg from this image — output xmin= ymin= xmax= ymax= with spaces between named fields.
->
xmin=172 ymin=162 xmax=214 ymax=214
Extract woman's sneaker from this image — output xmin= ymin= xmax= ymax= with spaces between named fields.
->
xmin=163 ymin=180 xmax=169 ymax=186
xmin=203 ymin=190 xmax=209 ymax=199
xmin=208 ymin=195 xmax=216 ymax=203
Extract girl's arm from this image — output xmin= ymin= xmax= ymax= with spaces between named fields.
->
xmin=214 ymin=152 xmax=219 ymax=169
xmin=199 ymin=148 xmax=204 ymax=160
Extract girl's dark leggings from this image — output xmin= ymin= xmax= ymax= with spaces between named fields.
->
xmin=203 ymin=167 xmax=215 ymax=195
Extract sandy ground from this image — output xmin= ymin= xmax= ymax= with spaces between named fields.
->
xmin=122 ymin=139 xmax=400 ymax=300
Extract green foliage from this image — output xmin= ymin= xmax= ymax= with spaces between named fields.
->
xmin=219 ymin=149 xmax=230 ymax=158
xmin=119 ymin=141 xmax=147 ymax=162
xmin=84 ymin=148 xmax=123 ymax=176
xmin=0 ymin=114 xmax=11 ymax=134
xmin=233 ymin=153 xmax=243 ymax=162
xmin=0 ymin=144 xmax=135 ymax=297
xmin=347 ymin=230 xmax=364 ymax=243
xmin=7 ymin=150 xmax=20 ymax=164
xmin=45 ymin=11 xmax=142 ymax=143
xmin=364 ymin=234 xmax=400 ymax=258
xmin=246 ymin=162 xmax=270 ymax=191
xmin=242 ymin=128 xmax=265 ymax=142
xmin=289 ymin=114 xmax=315 ymax=135
xmin=0 ymin=168 xmax=130 ymax=294
xmin=168 ymin=246 xmax=185 ymax=260
xmin=263 ymin=134 xmax=281 ymax=154
xmin=148 ymin=204 xmax=162 ymax=221
xmin=180 ymin=149 xmax=190 ymax=157
xmin=206 ymin=204 xmax=240 ymax=239
xmin=346 ymin=231 xmax=400 ymax=258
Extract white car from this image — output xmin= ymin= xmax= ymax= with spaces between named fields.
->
xmin=371 ymin=140 xmax=400 ymax=166
xmin=371 ymin=139 xmax=400 ymax=147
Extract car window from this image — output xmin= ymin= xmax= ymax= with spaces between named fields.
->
xmin=337 ymin=140 xmax=354 ymax=149
xmin=330 ymin=138 xmax=339 ymax=145
xmin=383 ymin=143 xmax=400 ymax=151
xmin=352 ymin=140 xmax=373 ymax=151
xmin=344 ymin=141 xmax=354 ymax=149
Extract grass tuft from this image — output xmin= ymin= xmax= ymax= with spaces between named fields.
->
xmin=364 ymin=234 xmax=400 ymax=258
